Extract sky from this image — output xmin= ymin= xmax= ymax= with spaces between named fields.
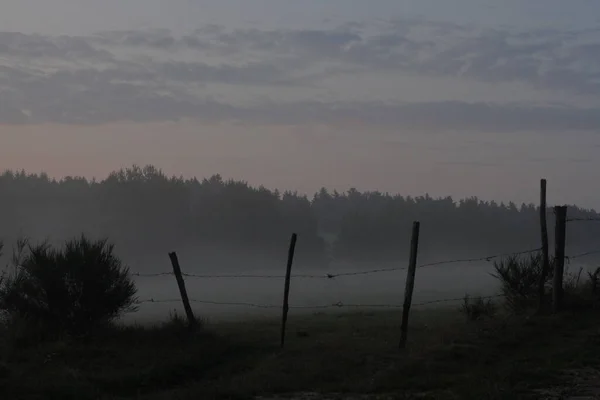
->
xmin=2 ymin=0 xmax=600 ymax=207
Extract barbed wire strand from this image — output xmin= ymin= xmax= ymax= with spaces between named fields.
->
xmin=413 ymin=294 xmax=505 ymax=307
xmin=325 ymin=266 xmax=408 ymax=278
xmin=131 ymin=247 xmax=542 ymax=280
xmin=567 ymin=217 xmax=600 ymax=222
xmin=417 ymin=247 xmax=542 ymax=269
xmin=133 ymin=272 xmax=328 ymax=279
xmin=132 ymin=272 xmax=173 ymax=278
xmin=566 ymin=249 xmax=600 ymax=261
xmin=185 ymin=272 xmax=324 ymax=279
xmin=134 ymin=294 xmax=506 ymax=310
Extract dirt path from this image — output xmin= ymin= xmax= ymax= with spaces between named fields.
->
xmin=260 ymin=396 xmax=415 ymax=400
xmin=532 ymin=368 xmax=600 ymax=399
xmin=258 ymin=369 xmax=600 ymax=400
xmin=256 ymin=394 xmax=399 ymax=400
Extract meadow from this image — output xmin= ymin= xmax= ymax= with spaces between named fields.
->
xmin=3 ymin=305 xmax=600 ymax=400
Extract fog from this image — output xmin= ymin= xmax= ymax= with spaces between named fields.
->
xmin=2 ymin=0 xmax=600 ymax=326
xmin=128 ymin=263 xmax=501 ymax=324
xmin=127 ymin=256 xmax=598 ymax=324
xmin=3 ymin=167 xmax=600 ymax=325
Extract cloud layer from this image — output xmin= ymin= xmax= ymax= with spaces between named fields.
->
xmin=1 ymin=19 xmax=600 ymax=131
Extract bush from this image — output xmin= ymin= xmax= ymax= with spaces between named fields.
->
xmin=492 ymin=253 xmax=549 ymax=314
xmin=0 ymin=235 xmax=138 ymax=337
xmin=561 ymin=266 xmax=600 ymax=311
xmin=460 ymin=295 xmax=496 ymax=321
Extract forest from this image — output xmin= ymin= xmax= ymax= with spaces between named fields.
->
xmin=0 ymin=164 xmax=599 ymax=271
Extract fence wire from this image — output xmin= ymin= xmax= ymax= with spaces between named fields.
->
xmin=134 ymin=294 xmax=506 ymax=310
xmin=131 ymin=247 xmax=543 ymax=280
xmin=417 ymin=248 xmax=542 ymax=269
xmin=567 ymin=217 xmax=600 ymax=222
xmin=129 ymin=246 xmax=547 ymax=311
xmin=566 ymin=249 xmax=600 ymax=261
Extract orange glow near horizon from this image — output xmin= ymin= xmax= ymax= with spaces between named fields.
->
xmin=0 ymin=120 xmax=598 ymax=208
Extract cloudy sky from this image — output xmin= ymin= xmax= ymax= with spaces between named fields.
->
xmin=1 ymin=0 xmax=600 ymax=207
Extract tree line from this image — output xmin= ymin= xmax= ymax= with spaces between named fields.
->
xmin=1 ymin=165 xmax=599 ymax=271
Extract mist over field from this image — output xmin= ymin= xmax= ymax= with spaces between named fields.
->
xmin=129 ymin=263 xmax=501 ymax=324
xmin=1 ymin=166 xmax=600 ymax=324
xmin=2 ymin=0 xmax=600 ymax=324
xmin=5 ymin=2 xmax=600 ymax=399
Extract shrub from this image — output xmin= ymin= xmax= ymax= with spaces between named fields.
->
xmin=491 ymin=253 xmax=549 ymax=314
xmin=0 ymin=235 xmax=138 ymax=337
xmin=561 ymin=266 xmax=600 ymax=311
xmin=460 ymin=295 xmax=496 ymax=321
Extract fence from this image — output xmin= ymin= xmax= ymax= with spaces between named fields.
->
xmin=128 ymin=179 xmax=600 ymax=348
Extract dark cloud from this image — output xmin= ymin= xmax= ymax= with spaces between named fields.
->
xmin=92 ymin=29 xmax=176 ymax=49
xmin=213 ymin=28 xmax=361 ymax=53
xmin=6 ymin=21 xmax=600 ymax=95
xmin=0 ymin=32 xmax=111 ymax=60
xmin=158 ymin=61 xmax=293 ymax=85
xmin=235 ymin=100 xmax=600 ymax=133
xmin=1 ymin=20 xmax=600 ymax=127
xmin=162 ymin=21 xmax=600 ymax=95
xmin=3 ymin=69 xmax=600 ymax=133
xmin=0 ymin=92 xmax=29 ymax=124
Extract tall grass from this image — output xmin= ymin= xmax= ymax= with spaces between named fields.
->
xmin=460 ymin=295 xmax=496 ymax=321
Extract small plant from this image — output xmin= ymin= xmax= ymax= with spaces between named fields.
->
xmin=492 ymin=253 xmax=548 ymax=314
xmin=587 ymin=267 xmax=600 ymax=295
xmin=561 ymin=266 xmax=599 ymax=311
xmin=0 ymin=235 xmax=138 ymax=337
xmin=163 ymin=309 xmax=189 ymax=330
xmin=460 ymin=294 xmax=496 ymax=321
xmin=563 ymin=266 xmax=584 ymax=293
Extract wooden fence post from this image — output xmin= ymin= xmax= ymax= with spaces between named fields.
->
xmin=280 ymin=233 xmax=298 ymax=348
xmin=552 ymin=206 xmax=567 ymax=314
xmin=537 ymin=179 xmax=550 ymax=313
xmin=168 ymin=251 xmax=197 ymax=330
xmin=400 ymin=221 xmax=421 ymax=349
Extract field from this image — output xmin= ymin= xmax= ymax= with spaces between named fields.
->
xmin=128 ymin=262 xmax=500 ymax=324
xmin=2 ymin=306 xmax=600 ymax=400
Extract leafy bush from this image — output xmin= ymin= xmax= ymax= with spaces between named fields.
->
xmin=0 ymin=235 xmax=138 ymax=337
xmin=460 ymin=295 xmax=496 ymax=321
xmin=493 ymin=251 xmax=600 ymax=314
xmin=492 ymin=253 xmax=549 ymax=314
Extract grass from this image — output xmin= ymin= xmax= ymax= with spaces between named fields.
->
xmin=1 ymin=307 xmax=600 ymax=399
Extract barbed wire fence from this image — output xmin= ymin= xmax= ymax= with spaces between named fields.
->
xmin=131 ymin=248 xmax=542 ymax=281
xmin=134 ymin=295 xmax=509 ymax=310
xmin=130 ymin=241 xmax=547 ymax=347
xmin=130 ymin=247 xmax=544 ymax=311
xmin=563 ymin=210 xmax=600 ymax=302
xmin=127 ymin=179 xmax=600 ymax=347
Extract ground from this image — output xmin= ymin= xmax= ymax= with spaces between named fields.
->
xmin=1 ymin=307 xmax=600 ymax=399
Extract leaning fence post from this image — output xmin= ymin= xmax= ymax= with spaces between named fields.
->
xmin=400 ymin=221 xmax=421 ymax=349
xmin=280 ymin=233 xmax=298 ymax=348
xmin=552 ymin=206 xmax=567 ymax=314
xmin=168 ymin=251 xmax=197 ymax=330
xmin=538 ymin=179 xmax=550 ymax=313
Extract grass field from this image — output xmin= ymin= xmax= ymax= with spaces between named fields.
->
xmin=2 ymin=306 xmax=600 ymax=400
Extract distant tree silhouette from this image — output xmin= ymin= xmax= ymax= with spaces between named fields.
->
xmin=313 ymin=189 xmax=600 ymax=265
xmin=1 ymin=165 xmax=599 ymax=270
xmin=0 ymin=166 xmax=326 ymax=271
